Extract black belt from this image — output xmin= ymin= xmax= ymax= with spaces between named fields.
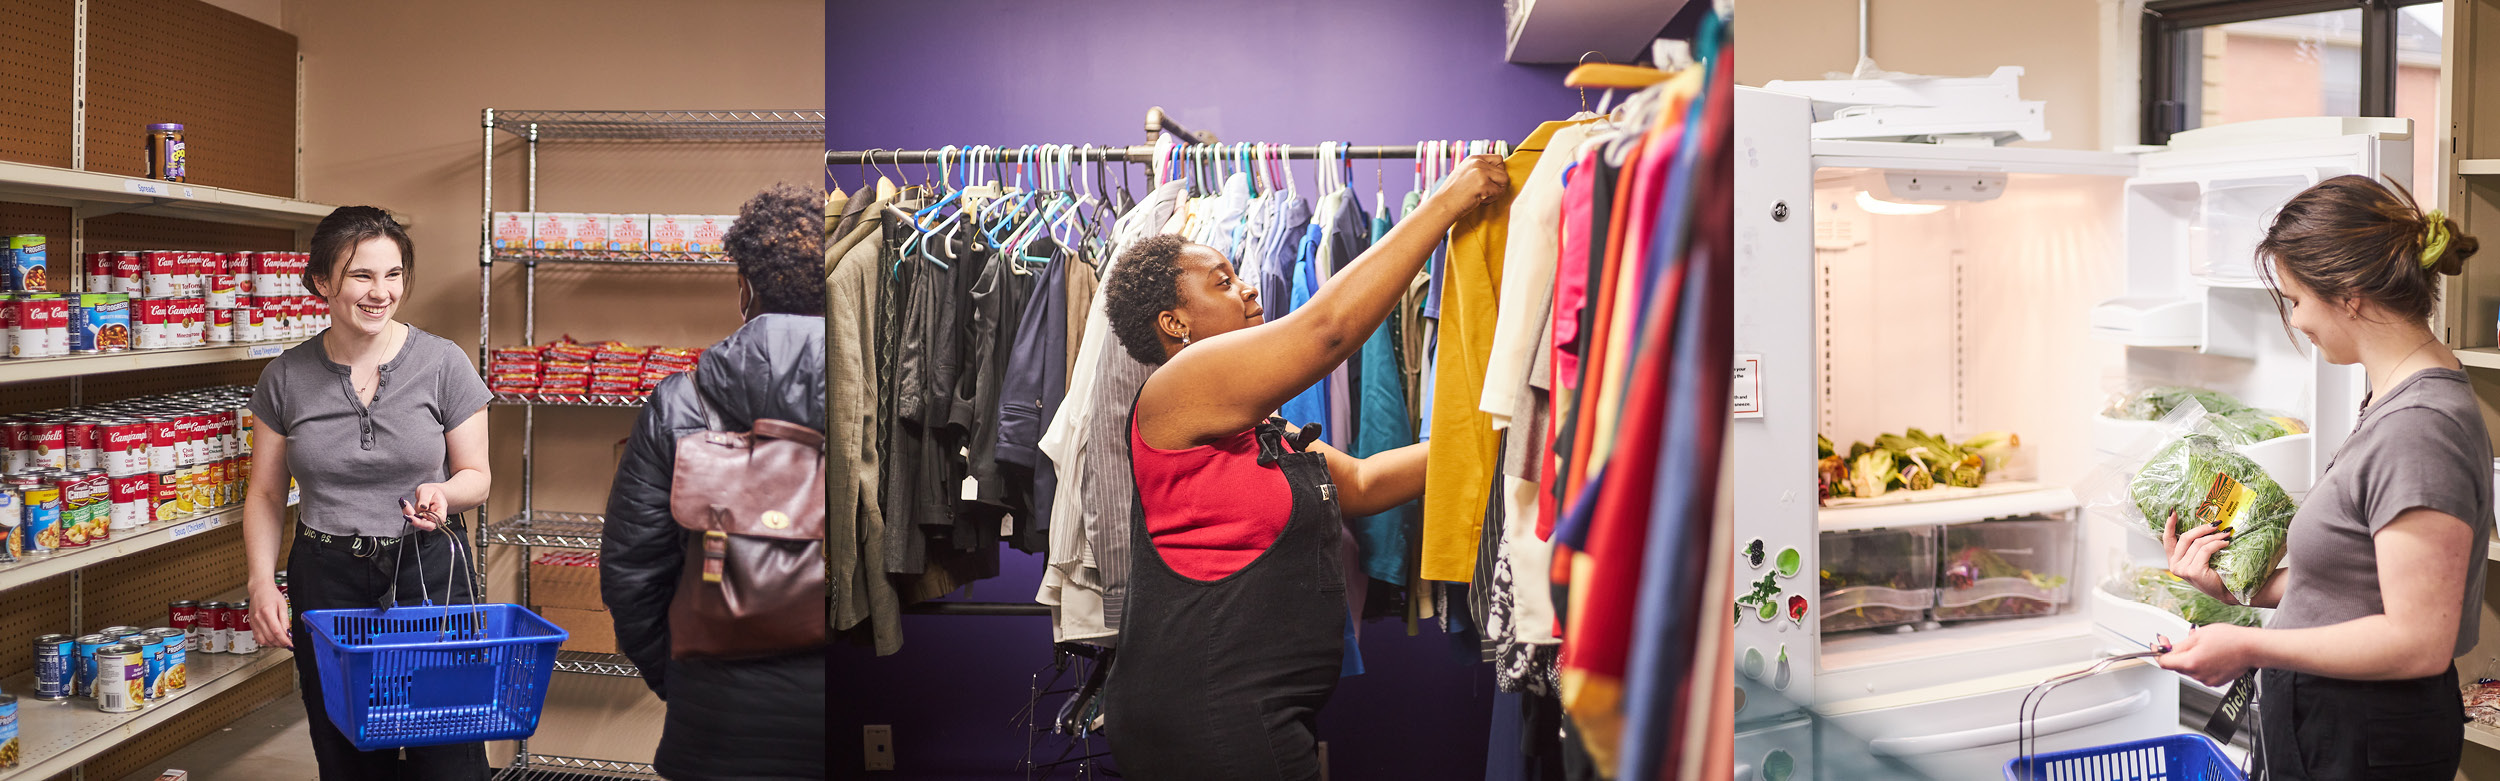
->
xmin=297 ymin=518 xmax=464 ymax=558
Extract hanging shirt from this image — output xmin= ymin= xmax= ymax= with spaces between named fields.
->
xmin=1037 ymin=179 xmax=1186 ymax=644
xmin=1481 ymin=122 xmax=1598 ymax=429
xmin=1417 ymin=127 xmax=1557 ymax=583
xmin=1279 ymin=218 xmax=1329 ymax=431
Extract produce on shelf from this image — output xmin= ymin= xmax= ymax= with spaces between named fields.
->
xmin=2106 ymin=385 xmax=2307 ymax=445
xmin=1934 ymin=537 xmax=2068 ymax=622
xmin=2118 ymin=565 xmax=2265 ymax=628
xmin=1820 ymin=428 xmax=2019 ymax=503
xmin=2129 ymin=433 xmax=2295 ymax=603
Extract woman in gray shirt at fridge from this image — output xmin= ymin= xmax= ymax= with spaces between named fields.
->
xmin=2157 ymin=175 xmax=2488 ymax=780
xmin=238 ymin=206 xmax=495 ymax=780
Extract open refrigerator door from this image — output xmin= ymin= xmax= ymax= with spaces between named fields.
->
xmin=1732 ymin=84 xmax=2407 ymax=780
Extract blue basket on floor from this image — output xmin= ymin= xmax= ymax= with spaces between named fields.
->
xmin=304 ymin=603 xmax=568 ymax=750
xmin=2003 ymin=734 xmax=2246 ymax=781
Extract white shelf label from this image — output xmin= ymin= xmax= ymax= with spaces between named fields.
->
xmin=121 ymin=179 xmax=196 ymax=199
xmin=1733 ymin=354 xmax=1764 ymax=419
xmin=169 ymin=515 xmax=226 ymax=541
xmin=247 ymin=344 xmax=283 ymax=359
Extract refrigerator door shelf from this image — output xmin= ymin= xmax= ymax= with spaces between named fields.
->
xmin=2089 ymin=578 xmax=2246 ymax=697
xmin=1819 ymin=482 xmax=2077 ymax=532
xmin=2090 ymin=296 xmax=2204 ymax=348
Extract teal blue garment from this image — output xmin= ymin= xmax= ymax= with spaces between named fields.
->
xmin=1341 ymin=610 xmax=1365 ymax=677
xmin=1351 ymin=207 xmax=1414 ymax=585
xmin=1279 ymin=220 xmax=1329 ymax=430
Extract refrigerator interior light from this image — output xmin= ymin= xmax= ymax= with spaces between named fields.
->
xmin=1855 ymin=190 xmax=1946 ymax=216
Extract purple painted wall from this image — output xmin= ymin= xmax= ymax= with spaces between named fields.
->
xmin=828 ymin=1 xmax=1584 ymax=778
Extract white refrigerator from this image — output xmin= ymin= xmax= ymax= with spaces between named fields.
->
xmin=1730 ymin=85 xmax=2410 ymax=780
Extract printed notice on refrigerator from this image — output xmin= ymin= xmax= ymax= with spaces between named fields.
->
xmin=1732 ymin=354 xmax=1763 ymax=419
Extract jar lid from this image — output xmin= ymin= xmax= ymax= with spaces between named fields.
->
xmin=148 ymin=124 xmax=183 ymax=132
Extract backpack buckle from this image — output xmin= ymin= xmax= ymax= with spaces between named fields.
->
xmin=701 ymin=530 xmax=727 ymax=583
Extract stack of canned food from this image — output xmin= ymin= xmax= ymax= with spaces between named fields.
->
xmin=0 ymin=387 xmax=262 ymax=561
xmin=18 ymin=593 xmax=279 ymax=723
xmin=0 ymin=249 xmax=325 ymax=359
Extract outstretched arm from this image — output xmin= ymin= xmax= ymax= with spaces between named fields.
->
xmin=1142 ymin=156 xmax=1508 ymax=444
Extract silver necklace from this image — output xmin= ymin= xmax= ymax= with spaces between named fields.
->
xmin=2364 ymin=335 xmax=2441 ymax=413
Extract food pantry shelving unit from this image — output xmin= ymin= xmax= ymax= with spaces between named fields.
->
xmin=2441 ymin=0 xmax=2500 ymax=770
xmin=0 ymin=159 xmax=336 ymax=778
xmin=475 ymin=108 xmax=824 ymax=780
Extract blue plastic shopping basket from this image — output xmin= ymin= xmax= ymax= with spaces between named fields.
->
xmin=2004 ymin=734 xmax=2246 ymax=781
xmin=2002 ymin=650 xmax=2249 ymax=781
xmin=303 ymin=516 xmax=568 ymax=750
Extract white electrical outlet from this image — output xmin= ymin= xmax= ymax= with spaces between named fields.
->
xmin=864 ymin=724 xmax=895 ymax=771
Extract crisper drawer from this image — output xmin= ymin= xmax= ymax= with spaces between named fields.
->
xmin=1819 ymin=649 xmax=2181 ymax=781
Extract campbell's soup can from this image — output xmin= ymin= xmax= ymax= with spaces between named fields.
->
xmin=83 ymin=253 xmax=111 ymax=294
xmin=108 ymin=474 xmax=148 ymax=531
xmin=199 ymin=601 xmax=228 ymax=654
xmin=240 ymin=306 xmax=264 ymax=343
xmin=226 ymin=253 xmax=251 ymax=296
xmin=62 ymin=419 xmax=95 ymax=471
xmin=168 ymin=601 xmax=198 ymax=649
xmin=141 ymin=252 xmax=179 ymax=298
xmin=151 ymin=470 xmax=178 ymax=522
xmin=56 ymin=471 xmax=103 ymax=548
xmin=171 ymin=415 xmax=197 ymax=467
xmin=102 ymin=419 xmax=146 ymax=477
xmin=207 ymin=308 xmax=232 ymax=343
xmin=113 ymin=252 xmax=140 ymax=294
xmin=39 ymin=297 xmax=65 ymax=357
xmin=134 ymin=297 xmax=174 ymax=350
xmin=26 ymin=419 xmax=62 ymax=471
xmin=228 ymin=601 xmax=256 ymax=653
xmin=181 ymin=253 xmax=204 ymax=298
xmin=145 ymin=416 xmax=176 ymax=472
xmin=217 ymin=413 xmax=237 ymax=459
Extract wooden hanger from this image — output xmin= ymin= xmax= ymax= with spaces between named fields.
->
xmin=1565 ymin=62 xmax=1671 ymax=89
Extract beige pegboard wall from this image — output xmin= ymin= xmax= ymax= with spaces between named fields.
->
xmin=82 ymin=214 xmax=300 ymax=254
xmin=85 ymin=0 xmax=296 ymax=196
xmin=0 ymin=0 xmax=75 ymax=169
xmin=0 ymin=574 xmax=73 ymax=681
xmin=81 ymin=522 xmax=245 ymax=634
xmin=77 ymin=659 xmax=291 ymax=781
xmin=77 ymin=360 xmax=266 ymax=406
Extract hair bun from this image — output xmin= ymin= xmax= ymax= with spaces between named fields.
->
xmin=2432 ymin=217 xmax=2479 ymax=276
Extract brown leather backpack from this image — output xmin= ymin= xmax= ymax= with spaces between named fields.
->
xmin=666 ymin=398 xmax=827 ymax=660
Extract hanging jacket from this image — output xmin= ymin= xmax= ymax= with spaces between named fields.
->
xmin=604 ymin=313 xmax=828 ymax=780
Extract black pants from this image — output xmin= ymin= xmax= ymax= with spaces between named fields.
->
xmin=2258 ymin=665 xmax=2462 ymax=780
xmin=287 ymin=525 xmax=490 ymax=781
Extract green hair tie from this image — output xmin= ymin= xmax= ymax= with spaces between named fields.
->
xmin=2422 ymin=209 xmax=2451 ymax=270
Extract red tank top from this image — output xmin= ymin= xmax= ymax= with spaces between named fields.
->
xmin=1130 ymin=418 xmax=1296 ymax=581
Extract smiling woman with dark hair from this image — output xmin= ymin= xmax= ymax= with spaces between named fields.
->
xmin=241 ymin=205 xmax=494 ymax=780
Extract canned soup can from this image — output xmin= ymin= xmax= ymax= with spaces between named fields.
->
xmin=31 ymin=635 xmax=70 ymax=700
xmin=200 ymin=601 xmax=227 ymax=653
xmin=72 ymin=634 xmax=107 ymax=698
xmin=150 ymin=628 xmax=186 ymax=692
xmin=95 ymin=644 xmax=141 ymax=713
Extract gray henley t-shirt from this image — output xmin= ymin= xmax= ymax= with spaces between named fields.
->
xmin=2271 ymin=368 xmax=2493 ymax=658
xmin=248 ymin=324 xmax=493 ymax=537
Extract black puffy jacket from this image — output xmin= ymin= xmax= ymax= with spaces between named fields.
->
xmin=602 ymin=313 xmax=827 ymax=780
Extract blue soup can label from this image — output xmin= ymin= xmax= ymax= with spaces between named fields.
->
xmin=31 ymin=635 xmax=69 ymax=700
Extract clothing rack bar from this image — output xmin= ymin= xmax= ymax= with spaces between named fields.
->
xmin=901 ymin=601 xmax=1053 ymax=617
xmin=826 ymin=144 xmax=1434 ymax=166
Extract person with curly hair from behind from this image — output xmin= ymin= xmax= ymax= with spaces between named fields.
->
xmin=601 ymin=183 xmax=827 ymax=780
xmin=1098 ymin=155 xmax=1507 ymax=779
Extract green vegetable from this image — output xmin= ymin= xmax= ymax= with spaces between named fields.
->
xmin=2129 ymin=434 xmax=2295 ymax=602
xmin=1959 ymin=431 xmax=2021 ymax=476
xmin=1849 ymin=448 xmax=1897 ymax=499
xmin=2109 ymin=386 xmax=2253 ymax=421
xmin=2125 ymin=567 xmax=2265 ymax=627
xmin=2201 ymin=409 xmax=2308 ymax=445
xmin=1819 ymin=434 xmax=1835 ymax=460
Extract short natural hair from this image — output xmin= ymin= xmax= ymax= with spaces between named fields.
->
xmin=1104 ymin=235 xmax=1192 ymax=366
xmin=726 ymin=183 xmax=827 ymax=316
xmin=307 ymin=206 xmax=412 ymax=298
xmin=2258 ymin=175 xmax=2480 ymax=327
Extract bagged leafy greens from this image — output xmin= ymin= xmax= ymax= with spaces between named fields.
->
xmin=2127 ymin=428 xmax=2295 ymax=604
xmin=2107 ymin=386 xmax=2251 ymax=421
xmin=2121 ymin=566 xmax=2265 ymax=628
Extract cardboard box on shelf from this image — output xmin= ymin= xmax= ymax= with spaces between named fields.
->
xmin=491 ymin=212 xmax=532 ymax=250
xmin=530 ymin=552 xmax=603 ymax=611
xmin=609 ymin=213 xmax=650 ymax=253
xmin=539 ymin=606 xmax=618 ymax=655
